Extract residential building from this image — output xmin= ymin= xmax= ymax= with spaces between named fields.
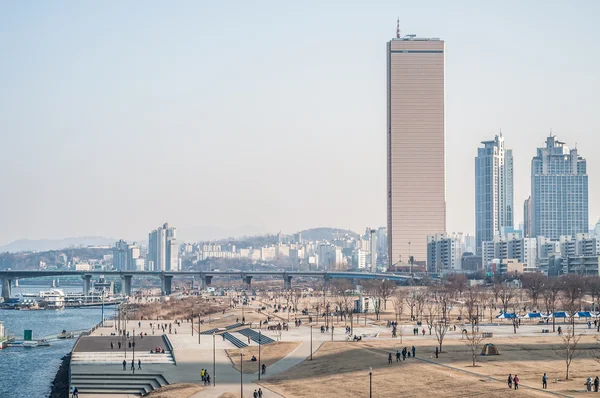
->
xmin=369 ymin=229 xmax=377 ymax=271
xmin=387 ymin=28 xmax=446 ymax=267
xmin=475 ymin=134 xmax=514 ymax=254
xmin=461 ymin=252 xmax=483 ymax=271
xmin=426 ymin=233 xmax=462 ymax=272
xmin=523 ymin=196 xmax=532 ymax=238
xmin=113 ymin=240 xmax=128 ymax=271
xmin=148 ymin=223 xmax=178 ymax=271
xmin=531 ymin=135 xmax=588 ymax=239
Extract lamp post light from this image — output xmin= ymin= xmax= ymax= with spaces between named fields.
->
xmin=369 ymin=367 xmax=373 ymax=398
xmin=240 ymin=349 xmax=244 ymax=398
xmin=213 ymin=332 xmax=216 ymax=386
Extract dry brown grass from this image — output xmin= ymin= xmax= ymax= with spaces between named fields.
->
xmin=217 ymin=393 xmax=240 ymax=398
xmin=144 ymin=383 xmax=203 ymax=398
xmin=259 ymin=335 xmax=600 ymax=397
xmin=227 ymin=341 xmax=301 ymax=374
xmin=133 ymin=296 xmax=228 ymax=321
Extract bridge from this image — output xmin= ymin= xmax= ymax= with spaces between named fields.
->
xmin=0 ymin=270 xmax=420 ymax=300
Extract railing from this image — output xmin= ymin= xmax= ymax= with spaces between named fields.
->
xmin=163 ymin=335 xmax=177 ymax=366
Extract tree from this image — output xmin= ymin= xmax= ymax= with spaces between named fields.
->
xmin=463 ymin=329 xmax=485 ymax=367
xmin=586 ymin=276 xmax=600 ymax=312
xmin=414 ymin=290 xmax=426 ymax=322
xmin=373 ymin=280 xmax=396 ymax=311
xmin=542 ymin=278 xmax=561 ymax=333
xmin=463 ymin=287 xmax=481 ymax=332
xmin=554 ymin=328 xmax=581 ymax=380
xmin=434 ymin=321 xmax=449 ymax=352
xmin=520 ymin=273 xmax=547 ymax=310
xmin=405 ymin=288 xmax=418 ymax=320
xmin=392 ymin=290 xmax=406 ymax=322
xmin=424 ymin=301 xmax=439 ymax=335
xmin=497 ymin=283 xmax=516 ymax=313
xmin=561 ymin=274 xmax=585 ymax=335
xmin=446 ymin=274 xmax=468 ymax=297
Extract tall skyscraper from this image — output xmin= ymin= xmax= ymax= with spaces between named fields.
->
xmin=475 ymin=134 xmax=514 ymax=254
xmin=531 ymin=135 xmax=588 ymax=239
xmin=387 ymin=25 xmax=446 ymax=267
xmin=148 ymin=223 xmax=179 ymax=271
xmin=523 ymin=196 xmax=532 ymax=238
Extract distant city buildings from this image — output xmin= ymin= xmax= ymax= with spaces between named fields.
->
xmin=475 ymin=134 xmax=513 ymax=254
xmin=148 ymin=223 xmax=178 ymax=271
xmin=426 ymin=233 xmax=463 ymax=272
xmin=531 ymin=135 xmax=588 ymax=239
xmin=387 ymin=29 xmax=446 ymax=268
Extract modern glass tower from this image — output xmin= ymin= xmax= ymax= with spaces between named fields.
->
xmin=475 ymin=134 xmax=514 ymax=254
xmin=531 ymin=135 xmax=588 ymax=239
xmin=387 ymin=26 xmax=446 ymax=267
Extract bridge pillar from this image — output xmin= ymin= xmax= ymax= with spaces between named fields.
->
xmin=201 ymin=275 xmax=213 ymax=289
xmin=82 ymin=274 xmax=92 ymax=297
xmin=324 ymin=275 xmax=330 ymax=291
xmin=121 ymin=274 xmax=133 ymax=296
xmin=161 ymin=275 xmax=173 ymax=296
xmin=2 ymin=278 xmax=12 ymax=301
xmin=243 ymin=276 xmax=252 ymax=286
xmin=284 ymin=275 xmax=292 ymax=290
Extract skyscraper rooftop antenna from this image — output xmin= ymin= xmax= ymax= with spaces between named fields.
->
xmin=396 ymin=18 xmax=400 ymax=38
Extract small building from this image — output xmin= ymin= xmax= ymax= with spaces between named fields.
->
xmin=354 ymin=295 xmax=381 ymax=313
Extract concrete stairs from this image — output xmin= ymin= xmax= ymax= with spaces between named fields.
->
xmin=72 ymin=351 xmax=175 ymax=365
xmin=71 ymin=372 xmax=170 ymax=396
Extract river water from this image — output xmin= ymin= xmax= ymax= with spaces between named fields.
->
xmin=0 ymin=286 xmax=106 ymax=398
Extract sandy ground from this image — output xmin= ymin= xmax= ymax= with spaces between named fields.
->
xmin=227 ymin=342 xmax=302 ymax=374
xmin=259 ymin=335 xmax=600 ymax=397
xmin=145 ymin=383 xmax=203 ymax=398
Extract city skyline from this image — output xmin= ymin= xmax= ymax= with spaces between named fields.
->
xmin=1 ymin=2 xmax=600 ymax=245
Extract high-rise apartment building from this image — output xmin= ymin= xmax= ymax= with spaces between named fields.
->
xmin=426 ymin=233 xmax=463 ymax=272
xmin=387 ymin=27 xmax=446 ymax=267
xmin=475 ymin=134 xmax=514 ymax=254
xmin=523 ymin=196 xmax=532 ymax=238
xmin=531 ymin=136 xmax=588 ymax=239
xmin=148 ymin=223 xmax=179 ymax=271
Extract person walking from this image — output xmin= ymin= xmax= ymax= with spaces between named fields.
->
xmin=402 ymin=347 xmax=407 ymax=361
xmin=435 ymin=347 xmax=439 ymax=358
xmin=138 ymin=359 xmax=141 ymax=370
xmin=262 ymin=363 xmax=266 ymax=375
xmin=110 ymin=341 xmax=114 ymax=349
xmin=542 ymin=373 xmax=548 ymax=389
xmin=253 ymin=390 xmax=258 ymax=398
xmin=258 ymin=387 xmax=263 ymax=397
xmin=594 ymin=376 xmax=599 ymax=392
xmin=73 ymin=387 xmax=79 ymax=398
xmin=122 ymin=359 xmax=127 ymax=371
xmin=514 ymin=374 xmax=519 ymax=390
xmin=206 ymin=374 xmax=211 ymax=385
xmin=388 ymin=353 xmax=393 ymax=364
xmin=396 ymin=350 xmax=401 ymax=362
xmin=412 ymin=346 xmax=416 ymax=357
xmin=201 ymin=369 xmax=205 ymax=382
xmin=507 ymin=374 xmax=513 ymax=389
xmin=118 ymin=341 xmax=121 ymax=349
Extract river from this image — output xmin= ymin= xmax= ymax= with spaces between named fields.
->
xmin=0 ymin=286 xmax=107 ymax=398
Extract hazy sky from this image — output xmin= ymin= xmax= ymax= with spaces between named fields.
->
xmin=1 ymin=1 xmax=599 ymax=245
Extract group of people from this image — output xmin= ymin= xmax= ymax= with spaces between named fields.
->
xmin=200 ymin=369 xmax=211 ymax=385
xmin=412 ymin=327 xmax=426 ymax=336
xmin=584 ymin=376 xmax=600 ymax=392
xmin=150 ymin=347 xmax=165 ymax=354
xmin=389 ymin=346 xmax=416 ymax=363
xmin=253 ymin=388 xmax=264 ymax=397
xmin=507 ymin=374 xmax=519 ymax=389
xmin=122 ymin=359 xmax=142 ymax=371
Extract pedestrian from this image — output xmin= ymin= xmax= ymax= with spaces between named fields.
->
xmin=412 ymin=346 xmax=416 ymax=357
xmin=110 ymin=341 xmax=114 ymax=349
xmin=201 ymin=369 xmax=205 ymax=382
xmin=435 ymin=347 xmax=439 ymax=358
xmin=122 ymin=359 xmax=127 ymax=371
xmin=507 ymin=374 xmax=513 ymax=389
xmin=73 ymin=387 xmax=79 ymax=398
xmin=396 ymin=350 xmax=401 ymax=362
xmin=71 ymin=385 xmax=75 ymax=398
xmin=422 ymin=328 xmax=425 ymax=336
xmin=586 ymin=377 xmax=593 ymax=392
xmin=388 ymin=353 xmax=393 ymax=364
xmin=402 ymin=347 xmax=407 ymax=361
xmin=254 ymin=390 xmax=258 ymax=398
xmin=206 ymin=374 xmax=211 ymax=385
xmin=118 ymin=341 xmax=121 ymax=349
xmin=258 ymin=387 xmax=263 ymax=397
xmin=131 ymin=359 xmax=135 ymax=370
xmin=594 ymin=376 xmax=599 ymax=392
xmin=262 ymin=364 xmax=266 ymax=375
xmin=514 ymin=374 xmax=519 ymax=390
xmin=542 ymin=373 xmax=547 ymax=389
xmin=138 ymin=359 xmax=141 ymax=370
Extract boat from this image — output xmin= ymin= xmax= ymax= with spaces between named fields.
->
xmin=23 ymin=341 xmax=38 ymax=348
xmin=37 ymin=339 xmax=50 ymax=346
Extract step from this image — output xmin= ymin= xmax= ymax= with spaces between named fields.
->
xmin=75 ymin=387 xmax=145 ymax=395
xmin=71 ymin=373 xmax=169 ymax=385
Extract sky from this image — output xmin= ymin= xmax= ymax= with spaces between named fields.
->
xmin=1 ymin=1 xmax=599 ymax=245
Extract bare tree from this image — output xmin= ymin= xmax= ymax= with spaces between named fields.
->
xmin=561 ymin=274 xmax=585 ymax=336
xmin=554 ymin=328 xmax=581 ymax=380
xmin=392 ymin=290 xmax=406 ymax=322
xmin=463 ymin=329 xmax=485 ymax=367
xmin=497 ymin=283 xmax=516 ymax=313
xmin=415 ymin=290 xmax=427 ymax=322
xmin=405 ymin=288 xmax=418 ymax=321
xmin=377 ymin=280 xmax=396 ymax=311
xmin=446 ymin=274 xmax=468 ymax=297
xmin=434 ymin=321 xmax=449 ymax=352
xmin=463 ymin=287 xmax=481 ymax=332
xmin=586 ymin=276 xmax=600 ymax=312
xmin=543 ymin=278 xmax=561 ymax=333
xmin=424 ymin=301 xmax=439 ymax=335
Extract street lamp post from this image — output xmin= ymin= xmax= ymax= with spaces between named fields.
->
xmin=240 ymin=349 xmax=244 ymax=398
xmin=191 ymin=309 xmax=194 ymax=336
xmin=213 ymin=332 xmax=216 ymax=386
xmin=310 ymin=325 xmax=313 ymax=360
xmin=258 ymin=331 xmax=262 ymax=380
xmin=369 ymin=367 xmax=373 ymax=398
xmin=132 ymin=328 xmax=136 ymax=374
xmin=198 ymin=315 xmax=201 ymax=344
